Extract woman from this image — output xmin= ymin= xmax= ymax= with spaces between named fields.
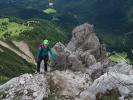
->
xmin=36 ymin=39 xmax=55 ymax=73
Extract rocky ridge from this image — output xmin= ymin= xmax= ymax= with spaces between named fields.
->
xmin=0 ymin=23 xmax=133 ymax=100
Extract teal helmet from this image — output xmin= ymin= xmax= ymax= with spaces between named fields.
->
xmin=43 ymin=39 xmax=49 ymax=45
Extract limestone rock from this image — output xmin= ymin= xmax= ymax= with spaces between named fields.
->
xmin=68 ymin=54 xmax=84 ymax=71
xmin=67 ymin=23 xmax=106 ymax=61
xmin=46 ymin=70 xmax=92 ymax=97
xmin=86 ymin=62 xmax=103 ymax=80
xmin=108 ymin=62 xmax=133 ymax=75
xmin=0 ymin=74 xmax=49 ymax=100
xmin=79 ymin=72 xmax=133 ymax=100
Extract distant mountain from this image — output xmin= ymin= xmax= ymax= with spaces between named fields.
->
xmin=1 ymin=0 xmax=133 ymax=34
xmin=55 ymin=0 xmax=133 ymax=51
xmin=55 ymin=0 xmax=133 ymax=33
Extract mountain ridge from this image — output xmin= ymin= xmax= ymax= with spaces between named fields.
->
xmin=0 ymin=23 xmax=133 ymax=100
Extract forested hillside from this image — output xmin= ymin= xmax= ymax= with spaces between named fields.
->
xmin=55 ymin=0 xmax=133 ymax=51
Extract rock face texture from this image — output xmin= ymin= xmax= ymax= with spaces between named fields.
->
xmin=79 ymin=72 xmax=133 ymax=100
xmin=108 ymin=62 xmax=133 ymax=75
xmin=0 ymin=74 xmax=49 ymax=100
xmin=0 ymin=23 xmax=133 ymax=100
xmin=46 ymin=70 xmax=92 ymax=97
xmin=76 ymin=61 xmax=133 ymax=100
xmin=0 ymin=71 xmax=92 ymax=100
xmin=67 ymin=23 xmax=98 ymax=51
xmin=67 ymin=23 xmax=106 ymax=61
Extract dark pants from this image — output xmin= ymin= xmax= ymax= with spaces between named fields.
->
xmin=37 ymin=55 xmax=49 ymax=72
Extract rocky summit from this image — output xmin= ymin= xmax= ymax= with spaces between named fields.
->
xmin=0 ymin=23 xmax=133 ymax=100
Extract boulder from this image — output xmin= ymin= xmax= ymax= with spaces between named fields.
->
xmin=0 ymin=74 xmax=49 ymax=100
xmin=46 ymin=70 xmax=92 ymax=97
xmin=108 ymin=62 xmax=133 ymax=75
xmin=79 ymin=72 xmax=133 ymax=100
xmin=68 ymin=54 xmax=84 ymax=71
xmin=67 ymin=23 xmax=106 ymax=61
xmin=86 ymin=62 xmax=103 ymax=80
xmin=81 ymin=51 xmax=97 ymax=67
